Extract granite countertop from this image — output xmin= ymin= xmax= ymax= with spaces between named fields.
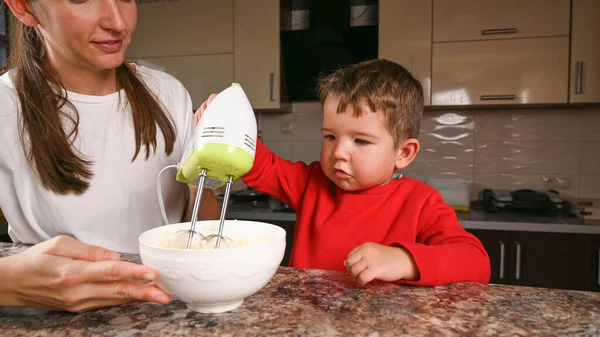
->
xmin=226 ymin=198 xmax=600 ymax=234
xmin=1 ymin=243 xmax=599 ymax=336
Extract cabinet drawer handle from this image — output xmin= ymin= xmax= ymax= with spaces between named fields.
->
xmin=575 ymin=61 xmax=584 ymax=95
xmin=481 ymin=28 xmax=518 ymax=35
xmin=269 ymin=72 xmax=276 ymax=102
xmin=515 ymin=242 xmax=522 ymax=280
xmin=480 ymin=95 xmax=516 ymax=101
xmin=597 ymin=249 xmax=600 ymax=286
xmin=499 ymin=241 xmax=505 ymax=280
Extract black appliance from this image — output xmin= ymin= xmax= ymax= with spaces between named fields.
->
xmin=482 ymin=189 xmax=564 ymax=213
xmin=273 ymin=201 xmax=295 ymax=213
xmin=230 ymin=188 xmax=270 ymax=202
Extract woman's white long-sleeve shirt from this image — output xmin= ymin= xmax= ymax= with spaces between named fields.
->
xmin=0 ymin=65 xmax=195 ymax=253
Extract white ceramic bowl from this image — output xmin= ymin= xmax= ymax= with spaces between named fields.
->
xmin=138 ymin=220 xmax=286 ymax=313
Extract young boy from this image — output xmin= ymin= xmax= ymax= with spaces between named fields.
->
xmin=241 ymin=59 xmax=489 ymax=286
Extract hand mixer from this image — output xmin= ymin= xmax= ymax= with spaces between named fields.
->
xmin=157 ymin=83 xmax=257 ymax=249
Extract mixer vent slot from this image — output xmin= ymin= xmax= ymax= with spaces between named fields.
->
xmin=244 ymin=134 xmax=256 ymax=146
xmin=244 ymin=134 xmax=256 ymax=151
xmin=202 ymin=126 xmax=225 ymax=138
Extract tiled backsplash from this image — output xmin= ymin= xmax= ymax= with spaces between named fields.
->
xmin=257 ymin=103 xmax=600 ymax=200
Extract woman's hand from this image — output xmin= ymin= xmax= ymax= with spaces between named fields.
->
xmin=194 ymin=93 xmax=218 ymax=126
xmin=0 ymin=235 xmax=170 ymax=312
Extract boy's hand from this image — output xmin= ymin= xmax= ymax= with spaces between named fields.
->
xmin=344 ymin=242 xmax=420 ymax=286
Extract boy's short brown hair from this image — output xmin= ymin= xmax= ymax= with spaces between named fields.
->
xmin=317 ymin=59 xmax=424 ymax=148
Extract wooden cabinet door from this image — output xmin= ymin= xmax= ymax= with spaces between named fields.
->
xmin=570 ymin=0 xmax=600 ymax=103
xmin=589 ymin=235 xmax=600 ymax=292
xmin=433 ymin=0 xmax=570 ymax=43
xmin=432 ymin=37 xmax=569 ymax=105
xmin=509 ymin=232 xmax=589 ymax=291
xmin=234 ymin=0 xmax=281 ymax=110
xmin=379 ymin=0 xmax=432 ymax=106
xmin=127 ymin=0 xmax=233 ymax=58
xmin=467 ymin=230 xmax=510 ymax=285
xmin=131 ymin=54 xmax=234 ymax=109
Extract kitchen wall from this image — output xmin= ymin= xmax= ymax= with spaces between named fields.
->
xmin=257 ymin=103 xmax=600 ymax=200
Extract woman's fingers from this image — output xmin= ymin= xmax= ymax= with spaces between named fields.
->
xmin=43 ymin=235 xmax=121 ymax=262
xmin=195 ymin=93 xmax=219 ymax=124
xmin=64 ymin=260 xmax=158 ymax=284
xmin=61 ymin=281 xmax=170 ymax=311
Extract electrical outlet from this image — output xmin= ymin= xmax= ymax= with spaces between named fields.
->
xmin=542 ymin=176 xmax=571 ymax=190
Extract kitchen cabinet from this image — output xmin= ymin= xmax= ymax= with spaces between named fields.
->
xmin=469 ymin=230 xmax=511 ymax=285
xmin=378 ymin=0 xmax=432 ymax=106
xmin=433 ymin=0 xmax=570 ymax=43
xmin=126 ymin=0 xmax=233 ymax=58
xmin=570 ymin=0 xmax=600 ymax=103
xmin=432 ymin=37 xmax=569 ymax=105
xmin=590 ymin=235 xmax=600 ymax=292
xmin=234 ymin=0 xmax=286 ymax=111
xmin=468 ymin=230 xmax=590 ymax=291
xmin=131 ymin=54 xmax=234 ymax=109
xmin=509 ymin=231 xmax=589 ymax=290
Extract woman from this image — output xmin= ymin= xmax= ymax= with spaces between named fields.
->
xmin=0 ymin=0 xmax=221 ymax=311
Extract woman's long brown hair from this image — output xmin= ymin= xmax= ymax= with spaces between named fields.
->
xmin=6 ymin=21 xmax=176 ymax=195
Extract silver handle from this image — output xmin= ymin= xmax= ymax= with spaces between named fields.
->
xmin=575 ymin=61 xmax=583 ymax=95
xmin=499 ymin=241 xmax=505 ymax=280
xmin=269 ymin=72 xmax=275 ymax=102
xmin=515 ymin=242 xmax=522 ymax=281
xmin=481 ymin=28 xmax=518 ymax=35
xmin=480 ymin=95 xmax=516 ymax=101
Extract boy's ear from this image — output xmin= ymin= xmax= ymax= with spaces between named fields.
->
xmin=5 ymin=0 xmax=40 ymax=27
xmin=395 ymin=138 xmax=420 ymax=170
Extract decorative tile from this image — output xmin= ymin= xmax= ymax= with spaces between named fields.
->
xmin=420 ymin=111 xmax=475 ymax=137
xmin=292 ymin=142 xmax=322 ymax=164
xmin=580 ymin=108 xmax=600 ymax=141
xmin=291 ymin=112 xmax=323 ymax=142
xmin=475 ymin=109 xmax=581 ymax=142
xmin=400 ymin=170 xmax=474 ymax=183
xmin=262 ymin=141 xmax=293 ymax=162
xmin=579 ymin=175 xmax=600 ymax=199
xmin=473 ymin=173 xmax=580 ymax=199
xmin=474 ymin=141 xmax=580 ymax=174
xmin=259 ymin=113 xmax=294 ymax=142
xmin=412 ymin=111 xmax=476 ymax=172
xmin=581 ymin=141 xmax=600 ymax=175
xmin=411 ymin=140 xmax=475 ymax=173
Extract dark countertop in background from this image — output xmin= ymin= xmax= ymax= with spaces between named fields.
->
xmin=226 ymin=198 xmax=600 ymax=234
xmin=0 ymin=243 xmax=599 ymax=336
xmin=2 ymin=198 xmax=598 ymax=237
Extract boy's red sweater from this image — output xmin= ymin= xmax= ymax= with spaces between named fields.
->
xmin=242 ymin=140 xmax=490 ymax=286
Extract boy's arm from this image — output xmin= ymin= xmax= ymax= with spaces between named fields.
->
xmin=242 ymin=138 xmax=314 ymax=210
xmin=396 ymin=192 xmax=491 ymax=286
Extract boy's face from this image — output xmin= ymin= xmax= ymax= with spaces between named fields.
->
xmin=320 ymin=96 xmax=412 ymax=191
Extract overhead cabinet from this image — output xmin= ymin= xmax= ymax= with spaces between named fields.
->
xmin=234 ymin=0 xmax=286 ymax=111
xmin=127 ymin=0 xmax=233 ymax=58
xmin=570 ymin=0 xmax=600 ymax=103
xmin=432 ymin=0 xmax=570 ymax=43
xmin=379 ymin=0 xmax=432 ymax=106
xmin=432 ymin=37 xmax=569 ymax=105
